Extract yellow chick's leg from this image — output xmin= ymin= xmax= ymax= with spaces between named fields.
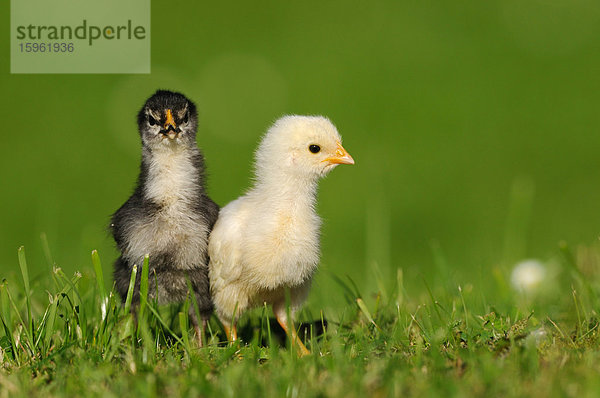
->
xmin=274 ymin=309 xmax=310 ymax=357
xmin=222 ymin=322 xmax=238 ymax=342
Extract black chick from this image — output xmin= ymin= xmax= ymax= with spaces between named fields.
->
xmin=110 ymin=90 xmax=219 ymax=346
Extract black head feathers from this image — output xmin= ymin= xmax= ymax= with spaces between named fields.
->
xmin=137 ymin=90 xmax=199 ymax=146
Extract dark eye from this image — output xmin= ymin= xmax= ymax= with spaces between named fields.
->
xmin=309 ymin=144 xmax=321 ymax=154
xmin=182 ymin=112 xmax=189 ymax=124
xmin=148 ymin=115 xmax=157 ymax=126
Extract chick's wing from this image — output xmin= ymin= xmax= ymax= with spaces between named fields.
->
xmin=208 ymin=198 xmax=249 ymax=283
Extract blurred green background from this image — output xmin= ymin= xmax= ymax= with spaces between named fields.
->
xmin=2 ymin=1 xmax=600 ymax=311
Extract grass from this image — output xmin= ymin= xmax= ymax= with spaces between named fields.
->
xmin=1 ymin=242 xmax=600 ymax=398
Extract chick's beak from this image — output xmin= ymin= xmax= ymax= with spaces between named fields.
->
xmin=164 ymin=109 xmax=178 ymax=139
xmin=323 ymin=142 xmax=355 ymax=165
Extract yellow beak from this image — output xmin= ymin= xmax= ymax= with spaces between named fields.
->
xmin=323 ymin=142 xmax=355 ymax=165
xmin=164 ymin=109 xmax=176 ymax=130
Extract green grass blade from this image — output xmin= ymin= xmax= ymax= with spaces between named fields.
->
xmin=54 ymin=268 xmax=86 ymax=342
xmin=17 ymin=246 xmax=33 ymax=342
xmin=371 ymin=261 xmax=389 ymax=303
xmin=283 ymin=288 xmax=294 ymax=357
xmin=0 ymin=283 xmax=17 ymax=363
xmin=458 ymin=285 xmax=469 ymax=330
xmin=330 ymin=273 xmax=360 ymax=304
xmin=423 ymin=279 xmax=444 ymax=323
xmin=356 ymin=298 xmax=380 ymax=330
xmin=138 ymin=255 xmax=150 ymax=332
xmin=262 ymin=302 xmax=272 ymax=354
xmin=0 ymin=280 xmax=12 ymax=331
xmin=178 ymin=311 xmax=190 ymax=353
xmin=396 ymin=268 xmax=405 ymax=308
xmin=91 ymin=250 xmax=107 ymax=319
xmin=40 ymin=232 xmax=54 ymax=269
xmin=144 ymin=303 xmax=187 ymax=349
xmin=185 ymin=278 xmax=202 ymax=338
xmin=123 ymin=264 xmax=138 ymax=315
xmin=43 ymin=294 xmax=59 ymax=350
xmin=3 ymin=284 xmax=34 ymax=356
xmin=320 ymin=309 xmax=327 ymax=345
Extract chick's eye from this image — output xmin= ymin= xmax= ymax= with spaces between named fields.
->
xmin=309 ymin=144 xmax=321 ymax=154
xmin=182 ymin=112 xmax=189 ymax=124
xmin=148 ymin=115 xmax=157 ymax=126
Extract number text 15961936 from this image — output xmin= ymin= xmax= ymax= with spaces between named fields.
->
xmin=19 ymin=42 xmax=74 ymax=53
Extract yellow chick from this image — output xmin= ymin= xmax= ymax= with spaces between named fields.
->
xmin=208 ymin=115 xmax=354 ymax=354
